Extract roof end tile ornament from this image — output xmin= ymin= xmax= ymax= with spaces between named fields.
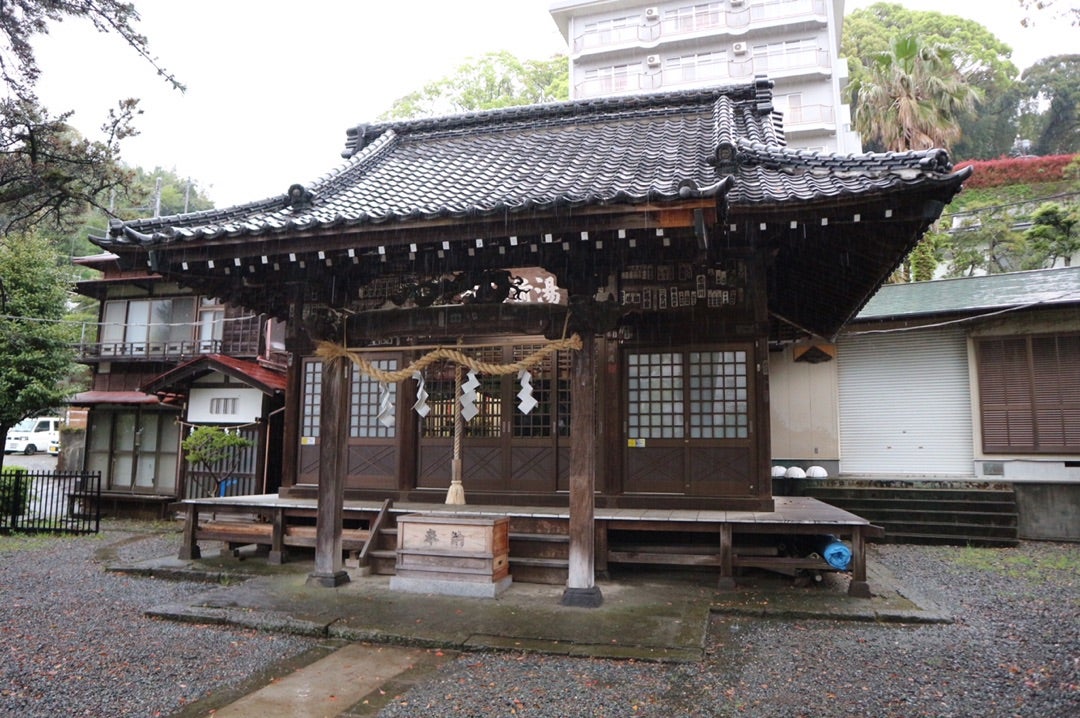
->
xmin=285 ymin=183 xmax=316 ymax=212
xmin=109 ymin=217 xmax=158 ymax=245
xmin=918 ymin=148 xmax=953 ymax=173
xmin=752 ymin=75 xmax=775 ymax=115
xmin=711 ymin=140 xmax=739 ymax=174
xmin=680 ymin=176 xmax=736 ymax=199
xmin=342 ymin=123 xmax=370 ymax=159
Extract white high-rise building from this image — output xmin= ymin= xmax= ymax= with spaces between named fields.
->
xmin=549 ymin=0 xmax=861 ymax=153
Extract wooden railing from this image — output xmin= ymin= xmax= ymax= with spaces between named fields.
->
xmin=76 ymin=338 xmax=261 ymax=362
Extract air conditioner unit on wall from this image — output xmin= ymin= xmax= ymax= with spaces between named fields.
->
xmin=731 ymin=0 xmax=745 ymax=7
xmin=733 ymin=41 xmax=748 ymax=55
xmin=646 ymin=54 xmax=661 ymax=68
xmin=644 ymin=6 xmax=660 ymax=21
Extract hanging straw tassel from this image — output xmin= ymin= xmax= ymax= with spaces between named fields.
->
xmin=446 ymin=361 xmax=466 ymax=505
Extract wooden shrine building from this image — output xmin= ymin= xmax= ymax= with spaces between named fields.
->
xmin=92 ymin=80 xmax=970 ymax=601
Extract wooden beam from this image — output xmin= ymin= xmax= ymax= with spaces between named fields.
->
xmin=143 ymin=200 xmax=718 ymax=265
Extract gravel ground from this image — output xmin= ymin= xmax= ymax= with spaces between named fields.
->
xmin=376 ymin=542 xmax=1079 ymax=718
xmin=1 ymin=522 xmax=1077 ymax=718
xmin=0 ymin=521 xmax=321 ymax=718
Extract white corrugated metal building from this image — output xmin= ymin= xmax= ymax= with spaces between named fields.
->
xmin=770 ymin=267 xmax=1080 ymax=540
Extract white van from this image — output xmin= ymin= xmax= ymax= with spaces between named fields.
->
xmin=4 ymin=417 xmax=61 ymax=456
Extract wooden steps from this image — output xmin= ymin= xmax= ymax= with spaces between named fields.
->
xmin=192 ymin=499 xmax=393 ymax=563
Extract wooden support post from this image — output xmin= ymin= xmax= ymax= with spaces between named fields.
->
xmin=268 ymin=508 xmax=287 ymax=565
xmin=179 ymin=504 xmax=200 ymax=560
xmin=307 ymin=354 xmax=350 ymax=587
xmin=847 ymin=526 xmax=871 ymax=598
xmin=717 ymin=523 xmax=736 ymax=591
xmin=561 ymin=332 xmax=603 ymax=607
xmin=594 ymin=519 xmax=609 ymax=579
xmin=279 ymin=286 xmax=306 ymax=497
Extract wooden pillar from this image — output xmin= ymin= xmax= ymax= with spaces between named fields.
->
xmin=561 ymin=331 xmax=603 ymax=607
xmin=749 ymin=250 xmax=774 ymax=510
xmin=280 ymin=288 xmax=306 ymax=496
xmin=307 ymin=354 xmax=350 ymax=587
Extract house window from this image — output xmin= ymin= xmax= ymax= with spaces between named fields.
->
xmin=583 ymin=64 xmax=634 ymax=94
xmin=751 ymin=38 xmax=819 ymax=72
xmin=689 ymin=350 xmax=749 ymax=439
xmin=302 ymin=357 xmax=403 ymax=440
xmin=209 ymin=397 xmax=239 ymax=416
xmin=580 ymin=14 xmax=638 ymax=49
xmin=301 ymin=360 xmax=322 ymax=438
xmin=664 ymin=3 xmax=723 ymax=33
xmin=351 ymin=359 xmax=398 ymax=439
xmin=511 ymin=344 xmax=571 ymax=439
xmin=86 ymin=409 xmax=180 ymax=493
xmin=750 ymin=0 xmax=816 ymax=22
xmin=628 ymin=350 xmax=749 ymax=440
xmin=266 ymin=317 xmax=287 ymax=353
xmin=628 ymin=352 xmax=685 ymax=439
xmin=198 ymin=297 xmax=224 ymax=352
xmin=977 ymin=334 xmax=1080 ymax=454
xmin=101 ymin=297 xmax=196 ymax=356
xmin=667 ymin=50 xmax=728 ymax=83
xmin=420 ymin=347 xmax=504 ymax=439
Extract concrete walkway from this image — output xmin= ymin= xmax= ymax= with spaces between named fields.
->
xmin=207 ymin=642 xmax=453 ymax=718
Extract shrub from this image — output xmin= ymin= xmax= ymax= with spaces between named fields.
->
xmin=0 ymin=467 xmax=32 ymax=518
xmin=956 ymin=154 xmax=1079 ymax=189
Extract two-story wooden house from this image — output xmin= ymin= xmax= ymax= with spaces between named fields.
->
xmin=70 ymin=252 xmax=287 ymax=517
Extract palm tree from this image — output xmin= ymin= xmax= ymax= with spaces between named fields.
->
xmin=851 ymin=36 xmax=982 ymax=152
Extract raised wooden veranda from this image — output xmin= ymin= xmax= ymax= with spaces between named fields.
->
xmin=175 ymin=494 xmax=883 ymax=597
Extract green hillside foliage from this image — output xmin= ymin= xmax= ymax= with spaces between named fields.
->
xmin=925 ymin=154 xmax=1080 ymax=277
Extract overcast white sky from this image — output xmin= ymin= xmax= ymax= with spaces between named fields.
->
xmin=29 ymin=0 xmax=1075 ymax=210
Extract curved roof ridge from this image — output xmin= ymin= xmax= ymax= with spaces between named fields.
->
xmin=343 ymin=82 xmax=764 ymax=157
xmin=315 ymin=128 xmax=400 ymax=193
xmin=735 ymin=142 xmax=960 ymax=173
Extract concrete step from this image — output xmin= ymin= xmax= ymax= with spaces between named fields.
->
xmin=796 ymin=481 xmax=1019 ymax=546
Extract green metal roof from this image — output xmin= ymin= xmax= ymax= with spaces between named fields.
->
xmin=855 ymin=266 xmax=1080 ymax=320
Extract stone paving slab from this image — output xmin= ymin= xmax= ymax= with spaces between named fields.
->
xmin=125 ymin=545 xmax=949 ymax=668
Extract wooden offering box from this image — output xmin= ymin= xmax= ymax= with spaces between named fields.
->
xmin=391 ymin=514 xmax=511 ymax=597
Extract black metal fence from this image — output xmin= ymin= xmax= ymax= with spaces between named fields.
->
xmin=0 ymin=470 xmax=102 ymax=535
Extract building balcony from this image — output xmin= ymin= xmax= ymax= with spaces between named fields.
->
xmin=782 ymin=103 xmax=836 ymax=133
xmin=574 ymin=51 xmax=833 ymax=99
xmin=749 ymin=48 xmax=831 ymax=80
xmin=76 ymin=338 xmax=262 ymax=364
xmin=571 ymin=0 xmax=827 ymax=58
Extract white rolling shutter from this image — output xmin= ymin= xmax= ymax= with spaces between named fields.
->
xmin=838 ymin=327 xmax=973 ymax=475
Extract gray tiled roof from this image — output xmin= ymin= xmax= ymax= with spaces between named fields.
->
xmin=97 ymin=80 xmax=966 ymax=248
xmin=856 ymin=266 xmax=1080 ymax=320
